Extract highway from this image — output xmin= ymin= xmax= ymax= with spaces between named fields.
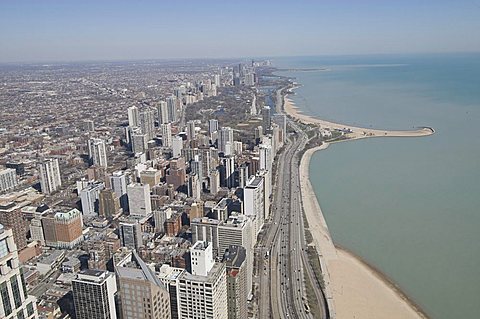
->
xmin=255 ymin=114 xmax=328 ymax=318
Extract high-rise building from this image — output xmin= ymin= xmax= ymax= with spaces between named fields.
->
xmin=116 ymin=251 xmax=171 ymax=319
xmin=223 ymin=245 xmax=248 ymax=319
xmin=218 ymin=127 xmax=233 ymax=155
xmin=222 ymin=156 xmax=236 ymax=189
xmin=166 ymin=96 xmax=177 ymax=122
xmin=140 ymin=168 xmax=161 ymax=188
xmin=41 ymin=208 xmax=84 ymax=249
xmin=208 ymin=119 xmax=218 ymax=136
xmin=132 ymin=132 xmax=148 ymax=154
xmin=165 ymin=158 xmax=186 ymax=191
xmin=190 ymin=217 xmax=220 ymax=257
xmin=161 ymin=123 xmax=172 ymax=148
xmin=218 ymin=213 xmax=253 ymax=295
xmin=209 ymin=169 xmax=220 ymax=195
xmin=88 ymin=138 xmax=108 ymax=168
xmin=110 ymin=171 xmax=129 ymax=212
xmin=119 ymin=221 xmax=143 ymax=250
xmin=72 ymin=269 xmax=117 ymax=319
xmin=256 ymin=169 xmax=272 ymax=220
xmin=157 ymin=101 xmax=169 ymax=125
xmin=259 ymin=144 xmax=273 ymax=172
xmin=157 ymin=264 xmax=186 ymax=319
xmin=213 ymin=74 xmax=220 ymax=87
xmin=98 ymin=189 xmax=120 ymax=217
xmin=127 ymin=183 xmax=152 ymax=217
xmin=177 ymin=241 xmax=227 ymax=319
xmin=38 ymin=158 xmax=61 ymax=194
xmin=52 ymin=209 xmax=84 ymax=249
xmin=233 ymin=141 xmax=243 ymax=155
xmin=80 ymin=181 xmax=105 ymax=216
xmin=128 ymin=106 xmax=139 ymax=127
xmin=244 ymin=176 xmax=265 ymax=234
xmin=139 ymin=108 xmax=156 ymax=141
xmin=172 ymin=136 xmax=183 ymax=157
xmin=238 ymin=164 xmax=249 ymax=188
xmin=261 ymin=106 xmax=271 ymax=131
xmin=0 ymin=224 xmax=38 ymax=319
xmin=272 ymin=113 xmax=287 ymax=143
xmin=29 ymin=217 xmax=45 ymax=245
xmin=0 ymin=168 xmax=18 ymax=193
xmin=186 ymin=120 xmax=196 ymax=141
xmin=187 ymin=173 xmax=201 ymax=200
xmin=0 ymin=202 xmax=27 ymax=250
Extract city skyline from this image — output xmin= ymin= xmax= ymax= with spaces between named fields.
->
xmin=1 ymin=0 xmax=480 ymax=63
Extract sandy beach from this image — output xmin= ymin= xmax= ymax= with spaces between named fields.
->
xmin=284 ymin=95 xmax=434 ymax=139
xmin=289 ymin=91 xmax=432 ymax=318
xmin=300 ymin=146 xmax=429 ymax=319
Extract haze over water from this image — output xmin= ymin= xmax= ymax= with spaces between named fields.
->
xmin=275 ymin=53 xmax=480 ymax=319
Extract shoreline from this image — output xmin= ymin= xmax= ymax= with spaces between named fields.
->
xmin=283 ymin=90 xmax=434 ymax=139
xmin=336 ymin=243 xmax=430 ymax=319
xmin=300 ymin=145 xmax=429 ymax=319
xmin=289 ymin=86 xmax=433 ymax=318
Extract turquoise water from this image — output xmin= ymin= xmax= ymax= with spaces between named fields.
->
xmin=274 ymin=54 xmax=480 ymax=319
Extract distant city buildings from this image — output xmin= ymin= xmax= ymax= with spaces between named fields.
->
xmin=0 ymin=58 xmax=279 ymax=319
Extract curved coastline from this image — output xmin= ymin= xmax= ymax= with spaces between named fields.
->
xmin=292 ymin=93 xmax=432 ymax=318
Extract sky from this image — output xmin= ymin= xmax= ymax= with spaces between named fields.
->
xmin=0 ymin=0 xmax=479 ymax=63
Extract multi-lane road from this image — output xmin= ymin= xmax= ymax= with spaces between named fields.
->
xmin=255 ymin=116 xmax=328 ymax=318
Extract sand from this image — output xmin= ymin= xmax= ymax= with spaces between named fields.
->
xmin=284 ymin=96 xmax=434 ymax=139
xmin=300 ymin=146 xmax=429 ymax=319
xmin=290 ymin=92 xmax=432 ymax=318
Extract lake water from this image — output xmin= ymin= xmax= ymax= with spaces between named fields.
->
xmin=274 ymin=53 xmax=480 ymax=319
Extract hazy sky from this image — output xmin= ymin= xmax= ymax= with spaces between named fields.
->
xmin=1 ymin=0 xmax=479 ymax=63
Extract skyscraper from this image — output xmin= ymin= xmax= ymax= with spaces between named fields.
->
xmin=190 ymin=217 xmax=220 ymax=257
xmin=218 ymin=213 xmax=253 ymax=295
xmin=38 ymin=158 xmax=61 ymax=194
xmin=218 ymin=127 xmax=233 ymax=155
xmin=161 ymin=123 xmax=172 ymax=148
xmin=0 ymin=202 xmax=27 ymax=250
xmin=157 ymin=101 xmax=169 ymax=124
xmin=116 ymin=251 xmax=171 ymax=319
xmin=172 ymin=136 xmax=183 ymax=157
xmin=223 ymin=245 xmax=248 ymax=319
xmin=0 ymin=168 xmax=18 ymax=193
xmin=80 ymin=181 xmax=105 ymax=216
xmin=72 ymin=269 xmax=118 ymax=319
xmin=139 ymin=107 xmax=156 ymax=141
xmin=127 ymin=183 xmax=152 ymax=217
xmin=110 ymin=171 xmax=128 ymax=212
xmin=244 ymin=176 xmax=265 ymax=234
xmin=87 ymin=138 xmax=108 ymax=168
xmin=166 ymin=96 xmax=177 ymax=122
xmin=261 ymin=106 xmax=271 ymax=131
xmin=0 ymin=224 xmax=38 ymax=319
xmin=177 ymin=241 xmax=227 ymax=319
xmin=98 ymin=189 xmax=120 ymax=217
xmin=51 ymin=209 xmax=84 ymax=249
xmin=128 ymin=106 xmax=139 ymax=127
xmin=222 ymin=155 xmax=236 ymax=189
xmin=119 ymin=221 xmax=143 ymax=250
xmin=186 ymin=120 xmax=196 ymax=141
